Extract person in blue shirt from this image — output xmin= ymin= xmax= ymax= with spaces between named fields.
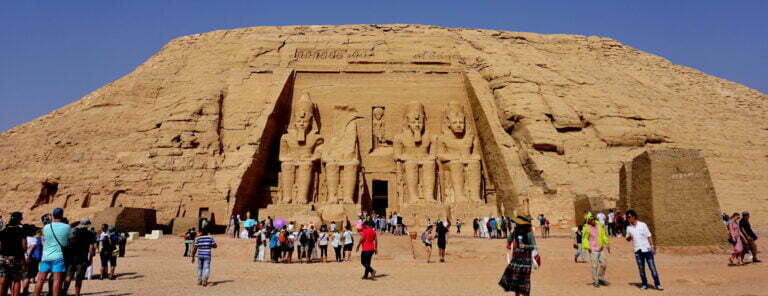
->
xmin=191 ymin=229 xmax=217 ymax=287
xmin=34 ymin=208 xmax=71 ymax=296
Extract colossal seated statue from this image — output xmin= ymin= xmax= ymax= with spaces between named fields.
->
xmin=278 ymin=93 xmax=323 ymax=204
xmin=393 ymin=102 xmax=436 ymax=204
xmin=436 ymin=101 xmax=482 ymax=203
xmin=322 ymin=105 xmax=361 ymax=204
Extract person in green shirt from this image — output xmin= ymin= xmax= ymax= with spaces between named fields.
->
xmin=581 ymin=214 xmax=610 ymax=287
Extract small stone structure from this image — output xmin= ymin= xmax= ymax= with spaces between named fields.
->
xmin=629 ymin=149 xmax=727 ymax=246
xmin=616 ymin=161 xmax=633 ymax=212
xmin=91 ymin=207 xmax=157 ymax=235
xmin=171 ymin=216 xmax=200 ymax=235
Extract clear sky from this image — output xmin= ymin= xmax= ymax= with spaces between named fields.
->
xmin=1 ymin=1 xmax=765 ymax=132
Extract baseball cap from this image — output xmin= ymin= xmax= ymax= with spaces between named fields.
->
xmin=52 ymin=208 xmax=64 ymax=218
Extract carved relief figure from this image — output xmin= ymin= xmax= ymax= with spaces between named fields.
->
xmin=436 ymin=101 xmax=482 ymax=203
xmin=322 ymin=105 xmax=362 ymax=204
xmin=393 ymin=102 xmax=436 ymax=204
xmin=371 ymin=106 xmax=390 ymax=150
xmin=279 ymin=93 xmax=323 ymax=204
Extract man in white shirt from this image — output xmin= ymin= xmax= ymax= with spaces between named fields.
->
xmin=596 ymin=212 xmax=606 ymax=226
xmin=625 ymin=210 xmax=663 ymax=291
xmin=607 ymin=210 xmax=615 ymax=237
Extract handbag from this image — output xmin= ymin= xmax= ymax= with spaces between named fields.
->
xmin=50 ymin=224 xmax=75 ymax=264
xmin=532 ymin=249 xmax=542 ymax=269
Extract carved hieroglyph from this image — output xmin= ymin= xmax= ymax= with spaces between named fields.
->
xmin=322 ymin=105 xmax=361 ymax=204
xmin=279 ymin=93 xmax=323 ymax=204
xmin=393 ymin=102 xmax=436 ymax=204
xmin=436 ymin=101 xmax=482 ymax=203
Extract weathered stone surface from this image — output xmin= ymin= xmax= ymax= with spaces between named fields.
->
xmin=0 ymin=24 xmax=765 ymax=226
xmin=91 ymin=207 xmax=157 ymax=235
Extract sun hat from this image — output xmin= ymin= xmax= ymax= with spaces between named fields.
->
xmin=77 ymin=218 xmax=91 ymax=228
xmin=511 ymin=216 xmax=531 ymax=225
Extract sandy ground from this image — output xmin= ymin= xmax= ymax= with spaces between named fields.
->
xmin=38 ymin=230 xmax=767 ymax=296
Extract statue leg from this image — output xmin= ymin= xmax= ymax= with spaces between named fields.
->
xmin=467 ymin=161 xmax=482 ymax=202
xmin=341 ymin=164 xmax=358 ymax=204
xmin=422 ymin=161 xmax=436 ymax=202
xmin=326 ymin=164 xmax=340 ymax=204
xmin=296 ymin=163 xmax=313 ymax=204
xmin=404 ymin=162 xmax=419 ymax=203
xmin=448 ymin=162 xmax=466 ymax=202
xmin=280 ymin=163 xmax=295 ymax=204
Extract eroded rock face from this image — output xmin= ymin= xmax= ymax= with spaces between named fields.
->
xmin=0 ymin=24 xmax=766 ymax=225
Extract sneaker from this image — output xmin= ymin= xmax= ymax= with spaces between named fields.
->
xmin=641 ymin=285 xmax=648 ymax=290
xmin=655 ymin=285 xmax=664 ymax=291
xmin=598 ymin=280 xmax=610 ymax=286
xmin=592 ymin=282 xmax=600 ymax=288
xmin=754 ymin=259 xmax=762 ymax=263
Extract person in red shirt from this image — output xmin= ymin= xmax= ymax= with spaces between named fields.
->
xmin=355 ymin=221 xmax=378 ymax=280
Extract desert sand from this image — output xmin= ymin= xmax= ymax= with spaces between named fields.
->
xmin=42 ymin=229 xmax=767 ymax=296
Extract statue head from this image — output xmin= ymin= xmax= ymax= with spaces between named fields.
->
xmin=372 ymin=106 xmax=385 ymax=120
xmin=445 ymin=101 xmax=466 ymax=136
xmin=291 ymin=93 xmax=318 ymax=141
xmin=404 ymin=102 xmax=425 ymax=136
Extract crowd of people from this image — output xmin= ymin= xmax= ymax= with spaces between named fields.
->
xmin=0 ymin=208 xmax=127 ymax=296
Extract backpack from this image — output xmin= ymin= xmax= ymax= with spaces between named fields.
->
xmin=299 ymin=230 xmax=308 ymax=245
xmin=421 ymin=232 xmax=429 ymax=243
xmin=31 ymin=237 xmax=43 ymax=261
xmin=279 ymin=232 xmax=286 ymax=243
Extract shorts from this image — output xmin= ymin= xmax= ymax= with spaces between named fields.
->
xmin=343 ymin=244 xmax=353 ymax=252
xmin=66 ymin=262 xmax=89 ymax=280
xmin=39 ymin=258 xmax=67 ymax=273
xmin=25 ymin=259 xmax=39 ymax=279
xmin=100 ymin=252 xmax=117 ymax=268
xmin=423 ymin=242 xmax=432 ymax=247
xmin=437 ymin=240 xmax=446 ymax=250
xmin=0 ymin=255 xmax=24 ymax=280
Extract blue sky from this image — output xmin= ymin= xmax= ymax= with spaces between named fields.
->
xmin=1 ymin=1 xmax=765 ymax=132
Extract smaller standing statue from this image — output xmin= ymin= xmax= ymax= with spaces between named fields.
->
xmin=322 ymin=105 xmax=362 ymax=204
xmin=435 ymin=101 xmax=482 ymax=203
xmin=371 ymin=106 xmax=389 ymax=150
xmin=279 ymin=93 xmax=323 ymax=204
xmin=393 ymin=102 xmax=436 ymax=204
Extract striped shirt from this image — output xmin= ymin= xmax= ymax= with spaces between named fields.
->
xmin=194 ymin=235 xmax=216 ymax=258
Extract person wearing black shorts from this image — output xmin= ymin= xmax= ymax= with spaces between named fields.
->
xmin=436 ymin=221 xmax=450 ymax=263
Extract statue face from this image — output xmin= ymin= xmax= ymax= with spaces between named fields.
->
xmin=449 ymin=112 xmax=465 ymax=134
xmin=293 ymin=110 xmax=312 ymax=134
xmin=406 ymin=112 xmax=424 ymax=134
xmin=373 ymin=107 xmax=385 ymax=120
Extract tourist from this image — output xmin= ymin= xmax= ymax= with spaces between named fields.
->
xmin=286 ymin=229 xmax=296 ymax=263
xmin=499 ymin=216 xmax=536 ymax=296
xmin=343 ymin=225 xmax=354 ymax=261
xmin=22 ymin=227 xmax=42 ymax=295
xmin=200 ymin=218 xmax=210 ymax=234
xmin=254 ymin=228 xmax=267 ymax=262
xmin=63 ymin=218 xmax=96 ymax=296
xmin=96 ymin=225 xmax=119 ymax=280
xmin=34 ymin=208 xmax=71 ymax=296
xmin=739 ymin=211 xmax=760 ymax=263
xmin=542 ymin=218 xmax=550 ymax=239
xmin=307 ymin=225 xmax=318 ymax=263
xmin=330 ymin=221 xmax=337 ymax=233
xmin=183 ymin=228 xmax=196 ymax=257
xmin=331 ymin=230 xmax=342 ymax=262
xmin=355 ymin=221 xmax=378 ymax=280
xmin=582 ymin=214 xmax=610 ymax=287
xmin=436 ymin=221 xmax=450 ymax=263
xmin=318 ymin=228 xmax=329 ymax=263
xmin=421 ymin=225 xmax=434 ymax=263
xmin=269 ymin=230 xmax=280 ymax=263
xmin=396 ymin=214 xmax=404 ymax=235
xmin=607 ymin=210 xmax=615 ymax=237
xmin=615 ymin=212 xmax=626 ymax=237
xmin=232 ymin=215 xmax=240 ymax=239
xmin=727 ymin=212 xmax=747 ymax=265
xmin=574 ymin=225 xmax=586 ymax=263
xmin=624 ymin=210 xmax=662 ymax=290
xmin=0 ymin=212 xmax=27 ymax=296
xmin=297 ymin=225 xmax=306 ymax=261
xmin=538 ymin=214 xmax=546 ymax=237
xmin=191 ymin=229 xmax=217 ymax=287
xmin=0 ymin=215 xmax=4 ymax=230
xmin=473 ymin=218 xmax=479 ymax=238
xmin=456 ymin=218 xmax=462 ymax=234
xmin=721 ymin=212 xmax=730 ymax=224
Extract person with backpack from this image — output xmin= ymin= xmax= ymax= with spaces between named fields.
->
xmin=422 ymin=225 xmax=434 ymax=263
xmin=0 ymin=212 xmax=28 ymax=296
xmin=22 ymin=227 xmax=42 ymax=295
xmin=305 ymin=225 xmax=318 ymax=263
xmin=297 ymin=225 xmax=307 ymax=261
xmin=96 ymin=225 xmax=119 ymax=280
xmin=34 ymin=208 xmax=71 ymax=296
xmin=63 ymin=218 xmax=96 ymax=296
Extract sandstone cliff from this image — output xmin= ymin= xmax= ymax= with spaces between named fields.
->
xmin=1 ymin=25 xmax=765 ymax=225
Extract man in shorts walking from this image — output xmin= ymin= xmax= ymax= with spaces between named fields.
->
xmin=64 ymin=218 xmax=96 ymax=296
xmin=34 ymin=208 xmax=71 ymax=296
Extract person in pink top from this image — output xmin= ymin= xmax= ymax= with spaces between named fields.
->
xmin=727 ymin=212 xmax=747 ymax=265
xmin=355 ymin=221 xmax=378 ymax=280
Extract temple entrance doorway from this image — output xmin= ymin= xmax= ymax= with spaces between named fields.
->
xmin=372 ymin=180 xmax=388 ymax=217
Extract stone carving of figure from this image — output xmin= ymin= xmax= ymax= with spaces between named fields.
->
xmin=436 ymin=101 xmax=482 ymax=203
xmin=393 ymin=102 xmax=436 ymax=204
xmin=279 ymin=93 xmax=323 ymax=204
xmin=372 ymin=106 xmax=389 ymax=150
xmin=322 ymin=105 xmax=362 ymax=204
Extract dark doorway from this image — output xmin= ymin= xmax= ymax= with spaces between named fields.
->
xmin=371 ymin=180 xmax=388 ymax=217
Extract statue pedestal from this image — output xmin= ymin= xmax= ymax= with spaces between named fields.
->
xmin=448 ymin=202 xmax=499 ymax=223
xmin=260 ymin=204 xmax=321 ymax=226
xmin=398 ymin=203 xmax=450 ymax=229
xmin=316 ymin=203 xmax=360 ymax=226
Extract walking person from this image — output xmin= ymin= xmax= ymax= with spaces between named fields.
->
xmin=574 ymin=225 xmax=586 ymax=263
xmin=191 ymin=229 xmax=217 ymax=287
xmin=306 ymin=225 xmax=317 ymax=263
xmin=473 ymin=218 xmax=479 ymax=238
xmin=436 ymin=221 xmax=450 ymax=263
xmin=499 ymin=216 xmax=536 ymax=296
xmin=739 ymin=211 xmax=760 ymax=263
xmin=727 ymin=212 xmax=747 ymax=265
xmin=96 ymin=225 xmax=119 ymax=280
xmin=355 ymin=221 xmax=378 ymax=280
xmin=63 ymin=218 xmax=96 ymax=296
xmin=421 ymin=225 xmax=434 ymax=263
xmin=269 ymin=230 xmax=280 ymax=263
xmin=582 ymin=214 xmax=610 ymax=287
xmin=232 ymin=215 xmax=240 ymax=239
xmin=625 ymin=210 xmax=663 ymax=290
xmin=343 ymin=226 xmax=354 ymax=262
xmin=34 ymin=208 xmax=71 ymax=296
xmin=22 ymin=228 xmax=42 ymax=295
xmin=456 ymin=219 xmax=462 ymax=234
xmin=183 ymin=228 xmax=196 ymax=257
xmin=607 ymin=210 xmax=615 ymax=237
xmin=331 ymin=230 xmax=342 ymax=262
xmin=542 ymin=218 xmax=550 ymax=239
xmin=0 ymin=212 xmax=27 ymax=296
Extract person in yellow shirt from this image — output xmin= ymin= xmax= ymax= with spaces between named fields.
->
xmin=581 ymin=214 xmax=610 ymax=287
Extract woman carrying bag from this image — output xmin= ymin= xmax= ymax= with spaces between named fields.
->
xmin=499 ymin=216 xmax=539 ymax=296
